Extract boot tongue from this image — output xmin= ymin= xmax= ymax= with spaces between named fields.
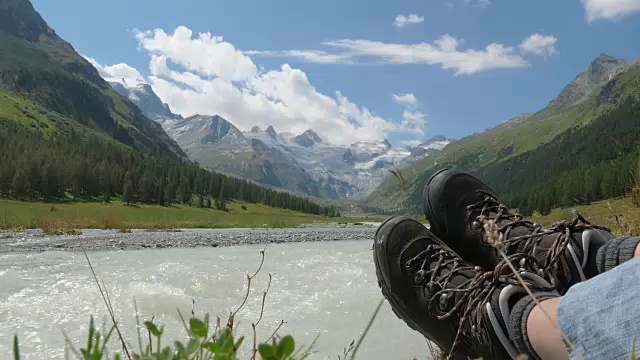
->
xmin=463 ymin=191 xmax=507 ymax=227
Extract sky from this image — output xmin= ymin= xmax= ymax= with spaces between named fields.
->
xmin=31 ymin=0 xmax=640 ymax=146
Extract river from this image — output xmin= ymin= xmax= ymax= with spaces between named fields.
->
xmin=0 ymin=238 xmax=434 ymax=359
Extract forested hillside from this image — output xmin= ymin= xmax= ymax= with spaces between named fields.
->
xmin=0 ymin=120 xmax=340 ymax=216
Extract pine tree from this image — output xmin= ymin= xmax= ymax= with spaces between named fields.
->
xmin=11 ymin=170 xmax=28 ymax=199
xmin=123 ymin=180 xmax=134 ymax=206
xmin=103 ymin=190 xmax=111 ymax=204
xmin=198 ymin=193 xmax=205 ymax=208
xmin=215 ymin=180 xmax=226 ymax=211
xmin=206 ymin=197 xmax=212 ymax=209
xmin=165 ymin=181 xmax=176 ymax=206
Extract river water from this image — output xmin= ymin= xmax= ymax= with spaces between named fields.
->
xmin=0 ymin=239 xmax=433 ymax=359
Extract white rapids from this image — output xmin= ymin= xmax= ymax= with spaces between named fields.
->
xmin=0 ymin=240 xmax=435 ymax=359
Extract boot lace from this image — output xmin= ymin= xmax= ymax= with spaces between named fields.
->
xmin=405 ymin=242 xmax=547 ymax=358
xmin=467 ymin=196 xmax=609 ymax=286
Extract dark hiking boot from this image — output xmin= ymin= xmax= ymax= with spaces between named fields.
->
xmin=423 ymin=169 xmax=614 ymax=294
xmin=373 ymin=216 xmax=557 ymax=359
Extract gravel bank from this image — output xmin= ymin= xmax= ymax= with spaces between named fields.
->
xmin=0 ymin=222 xmax=380 ymax=252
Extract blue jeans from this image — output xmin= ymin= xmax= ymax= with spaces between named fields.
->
xmin=558 ymin=257 xmax=640 ymax=359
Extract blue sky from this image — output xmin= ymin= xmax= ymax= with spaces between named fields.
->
xmin=32 ymin=0 xmax=640 ymax=146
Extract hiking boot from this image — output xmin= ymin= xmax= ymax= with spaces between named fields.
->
xmin=373 ymin=216 xmax=557 ymax=359
xmin=423 ymin=169 xmax=614 ymax=294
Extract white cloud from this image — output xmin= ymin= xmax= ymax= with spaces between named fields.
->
xmin=134 ymin=26 xmax=257 ymax=82
xmin=118 ymin=26 xmax=425 ymax=145
xmin=84 ymin=56 xmax=144 ymax=86
xmin=519 ymin=34 xmax=558 ymax=56
xmin=393 ymin=93 xmax=418 ymax=107
xmin=324 ymin=35 xmax=530 ymax=75
xmin=394 ymin=14 xmax=425 ymax=28
xmin=245 ymin=50 xmax=353 ymax=64
xmin=582 ymin=0 xmax=640 ymax=21
xmin=401 ymin=110 xmax=427 ymax=135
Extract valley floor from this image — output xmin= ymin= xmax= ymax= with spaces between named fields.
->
xmin=0 ymin=199 xmax=381 ymax=230
xmin=530 ymin=197 xmax=640 ymax=236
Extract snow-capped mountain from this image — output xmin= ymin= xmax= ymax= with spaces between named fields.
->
xmin=110 ymin=82 xmax=452 ymax=199
xmin=407 ymin=136 xmax=454 ymax=159
xmin=110 ymin=81 xmax=182 ymax=121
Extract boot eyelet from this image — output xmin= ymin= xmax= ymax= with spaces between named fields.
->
xmin=438 ymin=294 xmax=451 ymax=311
xmin=519 ymin=258 xmax=526 ymax=267
xmin=414 ymin=270 xmax=426 ymax=284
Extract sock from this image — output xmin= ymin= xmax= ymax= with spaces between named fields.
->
xmin=508 ymin=292 xmax=558 ymax=360
xmin=596 ymin=236 xmax=640 ymax=273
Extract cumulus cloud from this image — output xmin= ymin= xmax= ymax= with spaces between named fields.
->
xmin=88 ymin=27 xmax=551 ymax=146
xmin=519 ymin=34 xmax=558 ymax=56
xmin=400 ymin=111 xmax=427 ymax=135
xmin=245 ymin=50 xmax=353 ymax=64
xmin=107 ymin=26 xmax=426 ymax=145
xmin=393 ymin=14 xmax=425 ymax=28
xmin=582 ymin=0 xmax=640 ymax=21
xmin=83 ymin=56 xmax=144 ymax=86
xmin=324 ymin=35 xmax=530 ymax=75
xmin=134 ymin=26 xmax=257 ymax=82
xmin=393 ymin=93 xmax=418 ymax=107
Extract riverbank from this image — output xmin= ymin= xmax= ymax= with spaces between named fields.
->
xmin=0 ymin=199 xmax=383 ymax=230
xmin=0 ymin=222 xmax=380 ymax=252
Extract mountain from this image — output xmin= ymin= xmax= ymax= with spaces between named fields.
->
xmin=551 ymin=54 xmax=627 ymax=108
xmin=294 ymin=129 xmax=322 ymax=147
xmin=114 ymin=81 xmax=450 ymax=199
xmin=110 ymin=82 xmax=182 ymax=121
xmin=0 ymin=0 xmax=184 ymax=158
xmin=365 ymin=53 xmax=640 ymax=214
xmin=266 ymin=125 xmax=278 ymax=138
xmin=408 ymin=136 xmax=454 ymax=158
xmin=159 ymin=115 xmax=348 ymax=198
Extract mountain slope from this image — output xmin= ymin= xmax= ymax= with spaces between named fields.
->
xmin=0 ymin=0 xmax=184 ymax=158
xmin=110 ymin=82 xmax=183 ymax=121
xmin=161 ymin=115 xmax=347 ymax=198
xmin=365 ymin=54 xmax=639 ymax=213
xmin=113 ymin=81 xmax=451 ymax=199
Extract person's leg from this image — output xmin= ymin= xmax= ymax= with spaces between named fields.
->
xmin=556 ymin=256 xmax=640 ymax=359
xmin=506 ymin=256 xmax=640 ymax=360
xmin=596 ymin=236 xmax=640 ymax=273
xmin=526 ymin=297 xmax=568 ymax=360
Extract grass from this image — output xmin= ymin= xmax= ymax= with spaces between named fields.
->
xmin=0 ymin=199 xmax=381 ymax=230
xmin=0 ymin=91 xmax=58 ymax=132
xmin=528 ymin=196 xmax=640 ymax=235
